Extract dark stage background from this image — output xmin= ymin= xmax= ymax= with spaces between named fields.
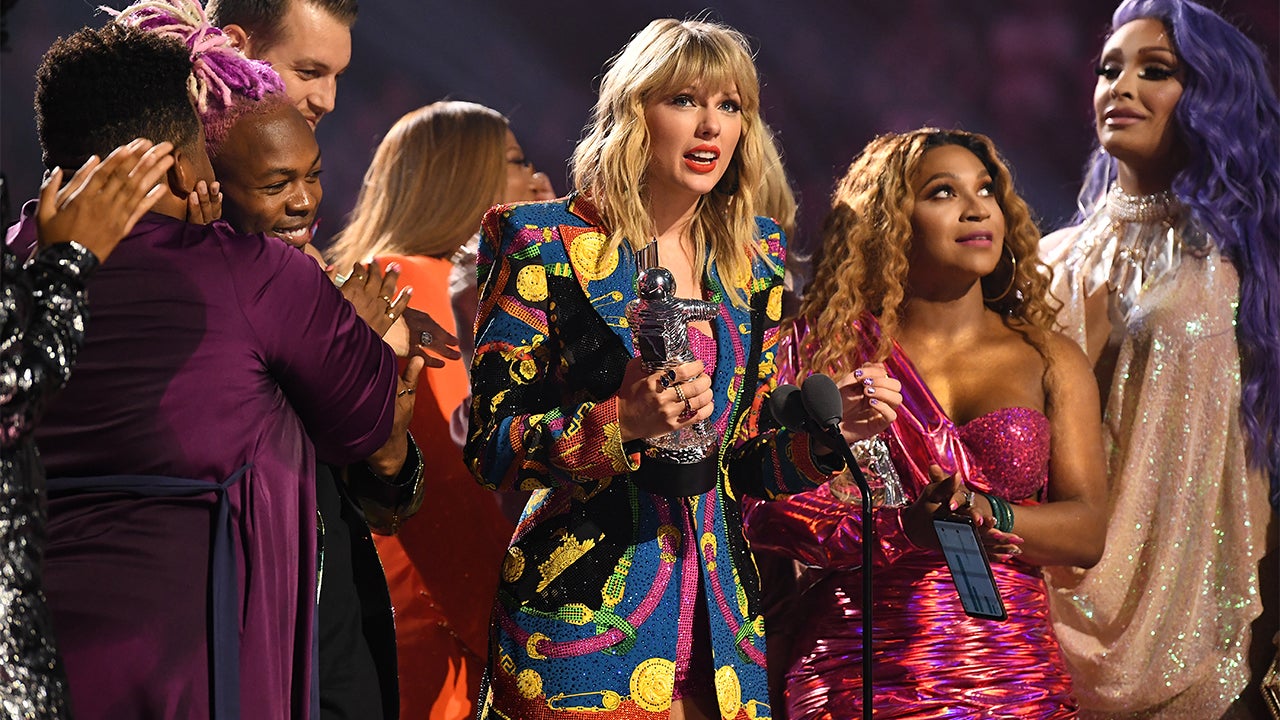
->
xmin=3 ymin=1 xmax=1276 ymax=265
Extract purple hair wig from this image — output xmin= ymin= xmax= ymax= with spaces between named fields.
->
xmin=106 ymin=0 xmax=287 ymax=153
xmin=1076 ymin=0 xmax=1280 ymax=504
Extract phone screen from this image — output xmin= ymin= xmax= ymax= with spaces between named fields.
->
xmin=933 ymin=515 xmax=1007 ymax=620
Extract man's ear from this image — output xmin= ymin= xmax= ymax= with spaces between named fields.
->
xmin=168 ymin=146 xmax=196 ymax=197
xmin=222 ymin=24 xmax=252 ymax=53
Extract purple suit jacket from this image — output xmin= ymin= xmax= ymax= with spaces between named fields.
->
xmin=6 ymin=210 xmax=397 ymax=719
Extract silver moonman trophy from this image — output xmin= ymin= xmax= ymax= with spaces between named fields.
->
xmin=626 ymin=267 xmax=719 ymax=466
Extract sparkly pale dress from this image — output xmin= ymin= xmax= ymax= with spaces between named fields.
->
xmin=1040 ymin=187 xmax=1276 ymax=719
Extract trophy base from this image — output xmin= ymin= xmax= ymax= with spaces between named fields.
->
xmin=631 ymin=454 xmax=718 ymax=498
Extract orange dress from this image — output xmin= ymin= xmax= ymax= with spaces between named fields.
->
xmin=374 ymin=254 xmax=515 ymax=720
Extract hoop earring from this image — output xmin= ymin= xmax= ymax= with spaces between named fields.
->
xmin=983 ymin=244 xmax=1017 ymax=303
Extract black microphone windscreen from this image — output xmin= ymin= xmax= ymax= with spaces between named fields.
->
xmin=767 ymin=384 xmax=803 ymax=429
xmin=801 ymin=373 xmax=843 ymax=428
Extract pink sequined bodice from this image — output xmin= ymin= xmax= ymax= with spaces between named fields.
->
xmin=688 ymin=326 xmax=727 ymax=436
xmin=957 ymin=406 xmax=1050 ymax=502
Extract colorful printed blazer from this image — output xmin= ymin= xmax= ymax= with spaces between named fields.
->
xmin=465 ymin=195 xmax=830 ymax=720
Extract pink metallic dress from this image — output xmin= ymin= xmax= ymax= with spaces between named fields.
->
xmin=743 ymin=322 xmax=1076 ymax=719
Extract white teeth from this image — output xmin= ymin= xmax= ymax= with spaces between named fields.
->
xmin=687 ymin=152 xmax=716 ymax=161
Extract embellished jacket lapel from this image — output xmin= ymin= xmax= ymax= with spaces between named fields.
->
xmin=559 ymin=195 xmax=636 ymax=355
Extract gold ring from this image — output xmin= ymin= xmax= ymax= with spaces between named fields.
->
xmin=380 ymin=295 xmax=392 ymax=303
xmin=673 ymin=385 xmax=686 ymax=403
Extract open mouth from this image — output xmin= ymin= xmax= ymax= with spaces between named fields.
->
xmin=272 ymin=225 xmax=314 ymax=247
xmin=683 ymin=145 xmax=720 ymax=174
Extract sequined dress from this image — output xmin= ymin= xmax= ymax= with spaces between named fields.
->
xmin=0 ymin=241 xmax=94 ymax=719
xmin=1040 ymin=188 xmax=1275 ymax=718
xmin=743 ymin=322 xmax=1076 ymax=719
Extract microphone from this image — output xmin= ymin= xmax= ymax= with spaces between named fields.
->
xmin=800 ymin=374 xmax=852 ymax=455
xmin=800 ymin=373 xmax=843 ymax=433
xmin=766 ymin=383 xmax=805 ymax=430
xmin=796 ymin=372 xmax=876 ymax=720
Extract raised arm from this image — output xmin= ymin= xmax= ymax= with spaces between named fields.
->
xmin=228 ymin=235 xmax=399 ymax=465
xmin=2 ymin=140 xmax=174 ymax=444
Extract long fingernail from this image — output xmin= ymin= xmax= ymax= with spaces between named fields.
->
xmin=387 ymin=262 xmax=401 ymax=273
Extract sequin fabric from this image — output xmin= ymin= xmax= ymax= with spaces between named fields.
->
xmin=467 ymin=196 xmax=818 ymax=720
xmin=744 ymin=320 xmax=1076 ymax=719
xmin=0 ymin=241 xmax=95 ymax=719
xmin=1041 ymin=199 xmax=1275 ymax=718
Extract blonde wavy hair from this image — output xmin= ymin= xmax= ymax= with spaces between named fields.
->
xmin=571 ymin=18 xmax=769 ymax=307
xmin=758 ymin=122 xmax=797 ymax=243
xmin=328 ymin=101 xmax=508 ymax=268
xmin=796 ymin=129 xmax=1057 ymax=375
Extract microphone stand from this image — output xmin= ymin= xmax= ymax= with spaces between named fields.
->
xmin=769 ymin=382 xmax=874 ymax=719
xmin=814 ymin=426 xmax=875 ymax=720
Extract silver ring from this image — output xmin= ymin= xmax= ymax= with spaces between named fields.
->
xmin=963 ymin=490 xmax=975 ymax=508
xmin=673 ymin=384 xmax=686 ymax=403
xmin=419 ymin=330 xmax=433 ymax=346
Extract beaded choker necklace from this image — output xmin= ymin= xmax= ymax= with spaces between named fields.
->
xmin=1105 ymin=185 xmax=1180 ymax=224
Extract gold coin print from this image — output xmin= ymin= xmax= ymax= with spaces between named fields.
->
xmin=629 ymin=657 xmax=675 ymax=712
xmin=516 ymin=669 xmax=543 ymax=699
xmin=715 ymin=665 xmax=743 ymax=719
xmin=501 ymin=547 xmax=525 ymax=583
xmin=516 ymin=265 xmax=548 ymax=302
xmin=569 ymin=231 xmax=618 ymax=281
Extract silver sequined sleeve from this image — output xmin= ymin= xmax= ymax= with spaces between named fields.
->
xmin=0 ymin=239 xmax=96 ymax=719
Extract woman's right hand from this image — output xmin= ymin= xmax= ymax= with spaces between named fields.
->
xmin=903 ymin=465 xmax=1023 ymax=557
xmin=616 ymin=357 xmax=713 ymax=443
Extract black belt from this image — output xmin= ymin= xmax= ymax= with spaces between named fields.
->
xmin=629 ymin=453 xmax=718 ymax=497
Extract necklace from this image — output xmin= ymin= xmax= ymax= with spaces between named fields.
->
xmin=1105 ymin=185 xmax=1180 ymax=224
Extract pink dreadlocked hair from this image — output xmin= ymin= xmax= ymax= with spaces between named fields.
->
xmin=105 ymin=0 xmax=289 ymax=155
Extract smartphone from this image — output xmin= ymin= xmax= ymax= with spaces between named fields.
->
xmin=933 ymin=514 xmax=1007 ymax=620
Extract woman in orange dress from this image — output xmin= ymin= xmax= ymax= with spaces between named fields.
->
xmin=327 ymin=100 xmax=546 ymax=720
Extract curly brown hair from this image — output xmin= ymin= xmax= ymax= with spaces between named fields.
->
xmin=794 ymin=128 xmax=1057 ymax=375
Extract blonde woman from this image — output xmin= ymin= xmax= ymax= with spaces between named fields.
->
xmin=328 ymin=101 xmax=541 ymax=719
xmin=463 ymin=19 xmax=879 ymax=720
